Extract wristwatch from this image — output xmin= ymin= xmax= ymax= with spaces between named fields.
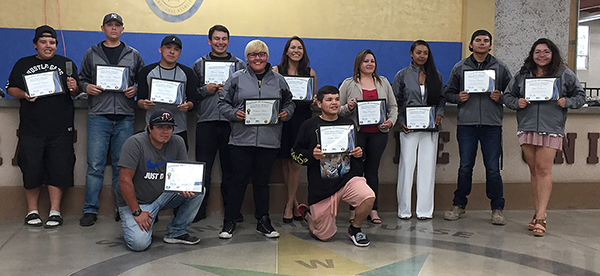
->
xmin=132 ymin=209 xmax=142 ymax=217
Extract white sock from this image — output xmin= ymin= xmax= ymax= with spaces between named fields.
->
xmin=46 ymin=210 xmax=62 ymax=227
xmin=26 ymin=210 xmax=41 ymax=225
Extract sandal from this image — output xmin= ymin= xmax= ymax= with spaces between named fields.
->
xmin=368 ymin=211 xmax=382 ymax=224
xmin=24 ymin=213 xmax=43 ymax=227
xmin=533 ymin=218 xmax=546 ymax=237
xmin=527 ymin=214 xmax=536 ymax=231
xmin=44 ymin=215 xmax=63 ymax=229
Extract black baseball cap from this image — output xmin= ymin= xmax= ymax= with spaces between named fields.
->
xmin=161 ymin=35 xmax=182 ymax=49
xmin=103 ymin=13 xmax=123 ymax=25
xmin=149 ymin=109 xmax=177 ymax=127
xmin=33 ymin=25 xmax=57 ymax=43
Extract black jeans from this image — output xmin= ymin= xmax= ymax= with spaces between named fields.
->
xmin=353 ymin=131 xmax=388 ymax=210
xmin=224 ymin=146 xmax=277 ymax=222
xmin=195 ymin=121 xmax=233 ymax=219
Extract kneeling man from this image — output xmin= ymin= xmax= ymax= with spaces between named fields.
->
xmin=292 ymin=86 xmax=375 ymax=247
xmin=116 ymin=109 xmax=204 ymax=251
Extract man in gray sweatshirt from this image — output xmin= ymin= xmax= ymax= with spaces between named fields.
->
xmin=79 ymin=13 xmax=145 ymax=227
xmin=443 ymin=30 xmax=512 ymax=225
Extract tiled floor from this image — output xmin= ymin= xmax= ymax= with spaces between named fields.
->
xmin=1 ymin=210 xmax=599 ymax=276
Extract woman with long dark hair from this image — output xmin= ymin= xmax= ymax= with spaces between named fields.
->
xmin=504 ymin=38 xmax=585 ymax=236
xmin=392 ymin=40 xmax=445 ymax=220
xmin=339 ymin=49 xmax=398 ymax=224
xmin=274 ymin=36 xmax=317 ymax=223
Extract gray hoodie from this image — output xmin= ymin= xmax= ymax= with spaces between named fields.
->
xmin=218 ymin=65 xmax=295 ymax=149
xmin=503 ymin=67 xmax=585 ymax=135
xmin=192 ymin=53 xmax=246 ymax=122
xmin=445 ymin=54 xmax=512 ymax=126
xmin=79 ymin=42 xmax=145 ymax=116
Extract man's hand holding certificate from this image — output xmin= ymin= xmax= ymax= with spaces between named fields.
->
xmin=319 ymin=125 xmax=355 ymax=154
xmin=164 ymin=162 xmax=205 ymax=193
xmin=204 ymin=61 xmax=235 ymax=85
xmin=150 ymin=78 xmax=185 ymax=105
xmin=23 ymin=70 xmax=63 ymax=98
xmin=464 ymin=70 xmax=495 ymax=93
xmin=96 ymin=65 xmax=129 ymax=91
xmin=525 ymin=78 xmax=560 ymax=101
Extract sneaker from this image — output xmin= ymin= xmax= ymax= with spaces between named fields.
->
xmin=163 ymin=233 xmax=201 ymax=245
xmin=257 ymin=215 xmax=280 ymax=238
xmin=297 ymin=204 xmax=309 ymax=221
xmin=347 ymin=226 xmax=370 ymax=247
xmin=79 ymin=213 xmax=97 ymax=227
xmin=444 ymin=206 xmax=466 ymax=221
xmin=491 ymin=209 xmax=506 ymax=225
xmin=219 ymin=220 xmax=236 ymax=239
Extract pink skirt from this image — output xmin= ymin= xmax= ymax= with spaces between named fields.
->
xmin=517 ymin=131 xmax=563 ymax=150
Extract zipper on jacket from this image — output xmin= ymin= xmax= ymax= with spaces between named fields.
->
xmin=255 ymin=77 xmax=262 ymax=147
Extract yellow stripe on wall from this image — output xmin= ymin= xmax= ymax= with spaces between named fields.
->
xmin=1 ymin=0 xmax=466 ymax=42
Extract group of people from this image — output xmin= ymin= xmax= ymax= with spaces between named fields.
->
xmin=7 ymin=11 xmax=585 ymax=252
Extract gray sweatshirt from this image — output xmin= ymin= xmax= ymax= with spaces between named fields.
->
xmin=445 ymin=54 xmax=512 ymax=126
xmin=503 ymin=67 xmax=585 ymax=135
xmin=192 ymin=53 xmax=246 ymax=123
xmin=79 ymin=42 xmax=145 ymax=116
xmin=218 ymin=65 xmax=295 ymax=149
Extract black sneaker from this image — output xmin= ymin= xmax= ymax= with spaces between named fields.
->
xmin=219 ymin=220 xmax=236 ymax=239
xmin=256 ymin=215 xmax=280 ymax=238
xmin=348 ymin=226 xmax=370 ymax=247
xmin=79 ymin=213 xmax=97 ymax=227
xmin=163 ymin=233 xmax=201 ymax=245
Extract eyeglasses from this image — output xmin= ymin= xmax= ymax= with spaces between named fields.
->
xmin=248 ymin=52 xmax=267 ymax=58
xmin=534 ymin=50 xmax=552 ymax=55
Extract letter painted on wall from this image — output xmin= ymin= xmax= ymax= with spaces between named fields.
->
xmin=146 ymin=0 xmax=203 ymax=22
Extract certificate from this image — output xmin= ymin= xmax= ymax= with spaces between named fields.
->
xmin=164 ymin=161 xmax=205 ymax=193
xmin=244 ymin=98 xmax=280 ymax=125
xmin=204 ymin=61 xmax=236 ymax=84
xmin=95 ymin=65 xmax=129 ymax=91
xmin=150 ymin=78 xmax=185 ymax=105
xmin=405 ymin=106 xmax=436 ymax=129
xmin=357 ymin=99 xmax=386 ymax=126
xmin=525 ymin=77 xmax=560 ymax=101
xmin=23 ymin=70 xmax=64 ymax=98
xmin=319 ymin=125 xmax=355 ymax=154
xmin=464 ymin=70 xmax=495 ymax=93
xmin=283 ymin=76 xmax=314 ymax=101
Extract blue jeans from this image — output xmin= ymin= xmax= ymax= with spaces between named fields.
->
xmin=83 ymin=115 xmax=134 ymax=214
xmin=118 ymin=191 xmax=204 ymax=251
xmin=453 ymin=125 xmax=505 ymax=210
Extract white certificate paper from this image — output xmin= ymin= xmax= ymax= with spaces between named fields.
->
xmin=96 ymin=65 xmax=129 ymax=91
xmin=204 ymin=61 xmax=235 ymax=84
xmin=244 ymin=98 xmax=280 ymax=125
xmin=23 ymin=71 xmax=63 ymax=97
xmin=150 ymin=78 xmax=185 ymax=105
xmin=164 ymin=162 xmax=205 ymax=193
xmin=319 ymin=125 xmax=355 ymax=154
xmin=464 ymin=70 xmax=495 ymax=93
xmin=284 ymin=76 xmax=314 ymax=101
xmin=357 ymin=99 xmax=386 ymax=126
xmin=525 ymin=78 xmax=560 ymax=101
xmin=406 ymin=106 xmax=436 ymax=129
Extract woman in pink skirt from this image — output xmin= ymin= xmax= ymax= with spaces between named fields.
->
xmin=504 ymin=38 xmax=585 ymax=237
